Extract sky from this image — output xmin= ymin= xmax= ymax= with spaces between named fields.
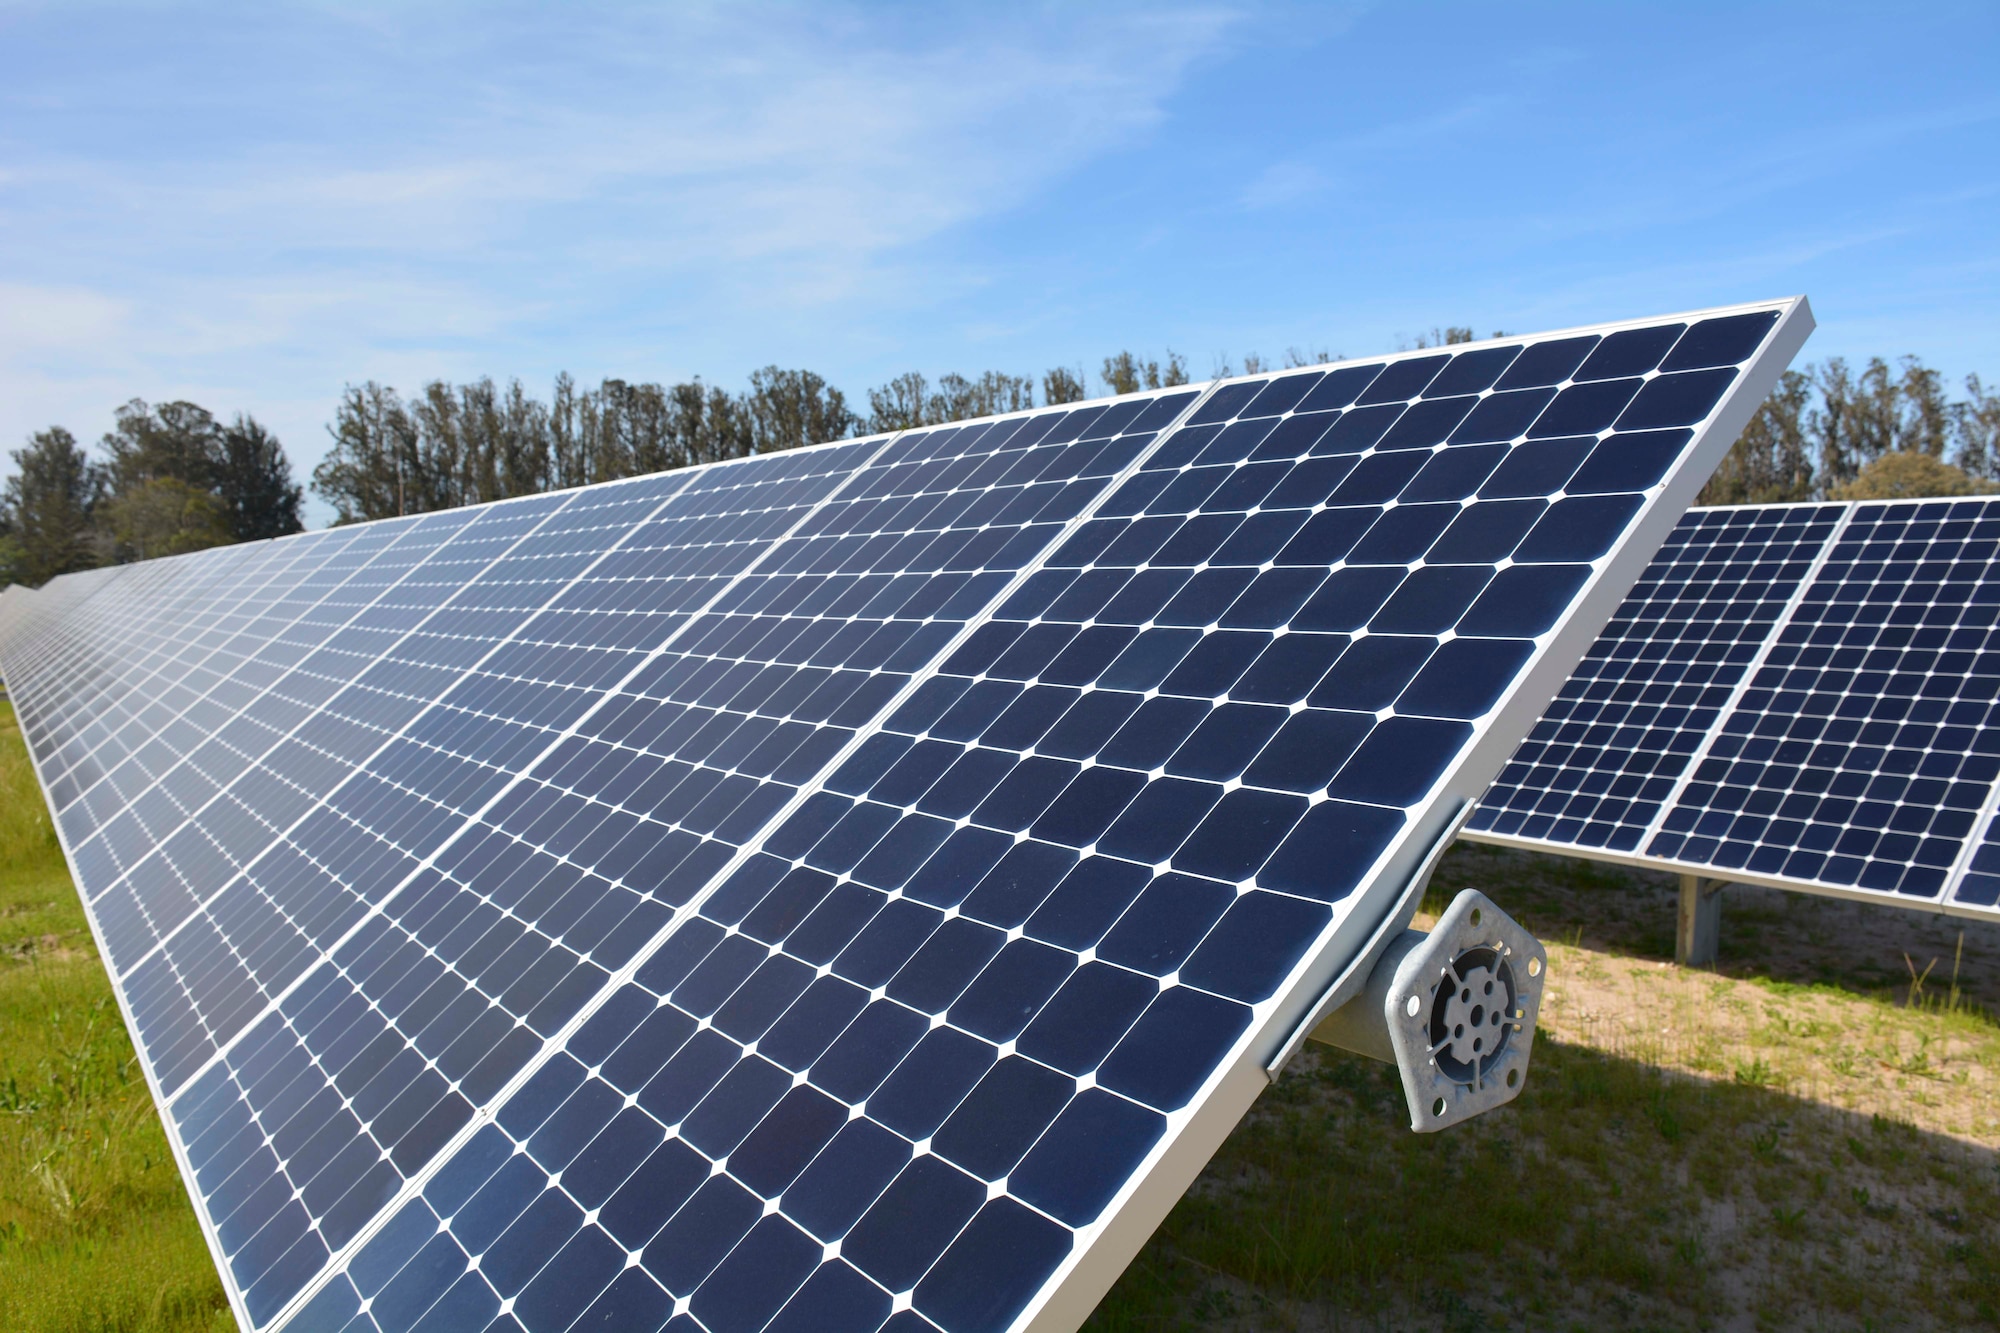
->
xmin=3 ymin=1 xmax=1997 ymax=526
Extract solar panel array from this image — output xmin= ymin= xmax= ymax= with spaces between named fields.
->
xmin=1470 ymin=495 xmax=2000 ymax=922
xmin=0 ymin=299 xmax=1807 ymax=1333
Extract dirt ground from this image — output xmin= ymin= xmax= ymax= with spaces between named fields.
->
xmin=1425 ymin=841 xmax=2000 ymax=1147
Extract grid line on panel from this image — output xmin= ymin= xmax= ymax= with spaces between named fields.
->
xmin=115 ymin=466 xmax=772 ymax=1320
xmin=1646 ymin=498 xmax=2000 ymax=900
xmin=300 ymin=302 xmax=1806 ymax=1333
xmin=105 ymin=492 xmax=692 ymax=1128
xmin=27 ymin=527 xmax=398 ymax=835
xmin=1946 ymin=775 xmax=2000 ymax=910
xmin=1470 ymin=504 xmax=1850 ymax=853
xmin=267 ymin=393 xmax=1208 ymax=1331
xmin=139 ymin=479 xmax=713 ymax=1068
xmin=1628 ymin=503 xmax=1856 ymax=851
xmin=13 ymin=559 xmax=132 ymax=637
xmin=209 ymin=441 xmax=906 ymax=1328
xmin=11 ymin=547 xmax=265 ymax=797
xmin=2 ymin=561 xmax=141 ymax=676
xmin=36 ymin=536 xmax=381 ymax=860
xmin=4 ymin=562 xmax=146 ymax=703
xmin=32 ymin=541 xmax=264 ymax=711
xmin=162 ymin=456 xmax=928 ymax=1320
xmin=1465 ymin=497 xmax=2000 ymax=924
xmin=1942 ymin=510 xmax=2000 ymax=912
xmin=1624 ymin=498 xmax=1856 ymax=840
xmin=111 ymin=496 xmax=640 ymax=976
xmin=301 ymin=393 xmax=1246 ymax=1333
xmin=68 ymin=507 xmax=549 ymax=1211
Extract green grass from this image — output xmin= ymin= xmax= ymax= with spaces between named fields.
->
xmin=0 ymin=701 xmax=232 ymax=1333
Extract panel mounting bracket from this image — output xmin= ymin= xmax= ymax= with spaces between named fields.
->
xmin=1265 ymin=800 xmax=1549 ymax=1131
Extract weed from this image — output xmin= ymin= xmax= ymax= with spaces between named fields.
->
xmin=1648 ymin=1095 xmax=1684 ymax=1144
xmin=1733 ymin=1057 xmax=1779 ymax=1088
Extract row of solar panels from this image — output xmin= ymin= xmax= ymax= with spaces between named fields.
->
xmin=1470 ymin=494 xmax=2000 ymax=919
xmin=0 ymin=301 xmax=1806 ymax=1333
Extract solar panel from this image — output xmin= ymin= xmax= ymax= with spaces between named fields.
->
xmin=1471 ymin=495 xmax=2000 ymax=924
xmin=0 ymin=299 xmax=1809 ymax=1333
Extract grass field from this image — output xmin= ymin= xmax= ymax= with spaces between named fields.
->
xmin=1 ymin=694 xmax=1996 ymax=1331
xmin=0 ymin=701 xmax=234 ymax=1333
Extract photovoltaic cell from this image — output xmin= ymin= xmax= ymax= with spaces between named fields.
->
xmin=0 ymin=300 xmax=1808 ymax=1333
xmin=1470 ymin=496 xmax=2000 ymax=923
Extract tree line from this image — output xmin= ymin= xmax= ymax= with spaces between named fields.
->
xmin=0 ymin=352 xmax=1196 ymax=584
xmin=1 ymin=401 xmax=304 ymax=587
xmin=309 ymin=355 xmax=1203 ymax=525
xmin=5 ymin=345 xmax=1996 ymax=589
xmin=1701 ymin=357 xmax=2000 ymax=505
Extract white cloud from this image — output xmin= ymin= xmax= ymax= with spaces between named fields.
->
xmin=0 ymin=2 xmax=1240 ymax=510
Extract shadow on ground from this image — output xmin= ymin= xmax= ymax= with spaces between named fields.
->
xmin=1440 ymin=841 xmax=2000 ymax=1011
xmin=1092 ymin=1039 xmax=2000 ymax=1331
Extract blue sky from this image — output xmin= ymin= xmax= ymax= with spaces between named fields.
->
xmin=3 ymin=1 xmax=1997 ymax=525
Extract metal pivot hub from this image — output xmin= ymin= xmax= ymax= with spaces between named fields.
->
xmin=1430 ymin=946 xmax=1516 ymax=1086
xmin=1309 ymin=888 xmax=1547 ymax=1132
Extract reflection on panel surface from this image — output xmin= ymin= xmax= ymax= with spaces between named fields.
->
xmin=0 ymin=303 xmax=1803 ymax=1332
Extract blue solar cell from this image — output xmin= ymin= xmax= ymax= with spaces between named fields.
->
xmin=0 ymin=303 xmax=1806 ymax=1331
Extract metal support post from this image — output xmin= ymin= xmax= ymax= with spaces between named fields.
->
xmin=1676 ymin=873 xmax=1723 ymax=967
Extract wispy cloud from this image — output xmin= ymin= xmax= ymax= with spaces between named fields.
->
xmin=1241 ymin=161 xmax=1328 ymax=210
xmin=0 ymin=2 xmax=1239 ymax=499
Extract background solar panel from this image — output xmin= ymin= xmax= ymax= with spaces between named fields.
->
xmin=0 ymin=300 xmax=1808 ymax=1333
xmin=1470 ymin=496 xmax=2000 ymax=923
xmin=1470 ymin=504 xmax=1843 ymax=852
